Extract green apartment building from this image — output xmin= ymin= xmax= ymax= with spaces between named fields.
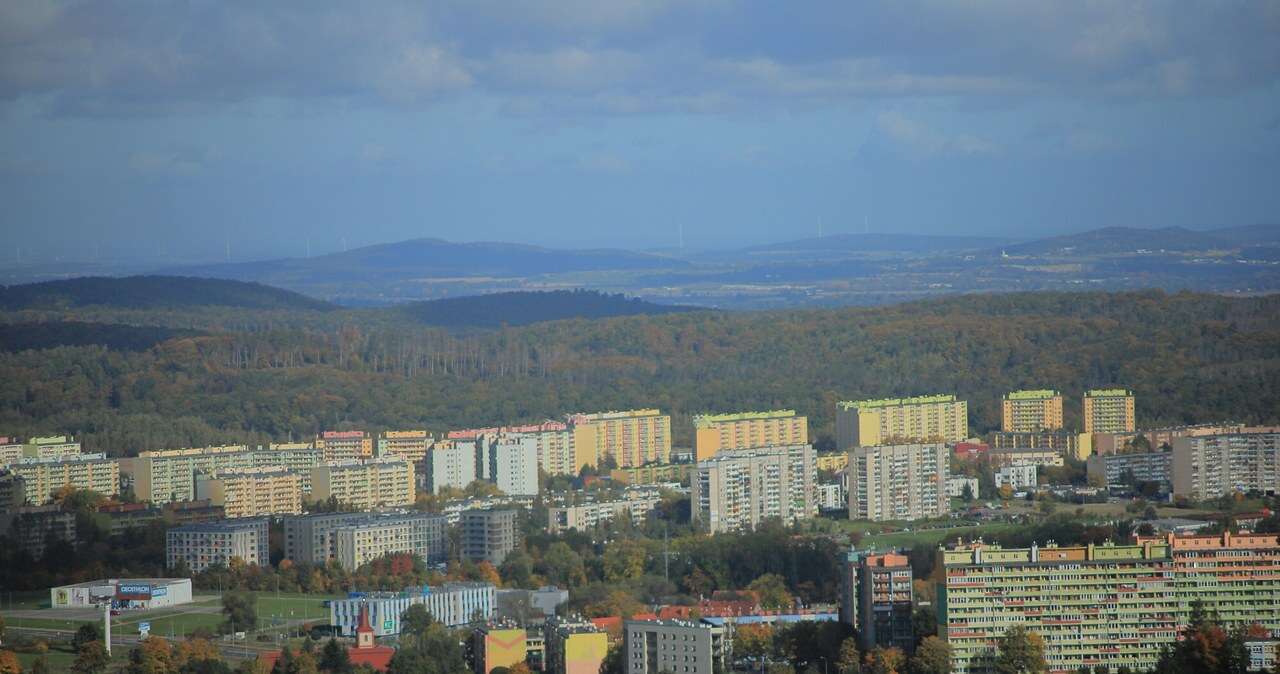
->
xmin=940 ymin=532 xmax=1280 ymax=673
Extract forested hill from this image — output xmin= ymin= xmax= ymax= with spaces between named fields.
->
xmin=0 ymin=276 xmax=334 ymax=311
xmin=1 ymin=290 xmax=1277 ymax=455
xmin=394 ymin=290 xmax=703 ymax=328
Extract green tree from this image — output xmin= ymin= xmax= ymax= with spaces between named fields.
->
xmin=541 ymin=542 xmax=587 ymax=587
xmin=72 ymin=641 xmax=111 ymax=674
xmin=30 ymin=656 xmax=50 ymax=674
xmin=128 ymin=636 xmax=176 ymax=674
xmin=836 ymin=638 xmax=861 ymax=674
xmin=600 ymin=644 xmax=625 ymax=674
xmin=73 ymin=623 xmax=102 ymax=651
xmin=603 ymin=540 xmax=647 ymax=583
xmin=864 ymin=647 xmax=905 ymax=674
xmin=993 ymin=626 xmax=1046 ymax=674
xmin=221 ymin=591 xmax=257 ymax=634
xmin=907 ymin=637 xmax=949 ymax=674
xmin=319 ymin=638 xmax=352 ymax=673
xmin=747 ymin=573 xmax=794 ymax=610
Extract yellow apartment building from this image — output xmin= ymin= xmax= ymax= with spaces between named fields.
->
xmin=692 ymin=410 xmax=808 ymax=460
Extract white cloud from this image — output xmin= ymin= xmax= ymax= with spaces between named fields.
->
xmin=876 ymin=112 xmax=999 ymax=157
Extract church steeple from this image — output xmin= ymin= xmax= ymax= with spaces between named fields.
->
xmin=355 ymin=603 xmax=375 ymax=650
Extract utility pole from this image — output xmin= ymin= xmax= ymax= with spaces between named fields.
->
xmin=102 ymin=601 xmax=112 ymax=655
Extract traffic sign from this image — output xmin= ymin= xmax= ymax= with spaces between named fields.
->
xmin=139 ymin=622 xmax=151 ymax=635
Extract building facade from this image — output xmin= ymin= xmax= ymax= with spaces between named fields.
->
xmin=8 ymin=453 xmax=119 ymax=503
xmin=940 ymin=532 xmax=1280 ymax=674
xmin=1083 ymin=389 xmax=1136 ymax=433
xmin=623 ymin=620 xmax=726 ymax=674
xmin=546 ymin=620 xmax=609 ymax=674
xmin=547 ymin=493 xmax=661 ymax=535
xmin=858 ymin=553 xmax=914 ymax=653
xmin=994 ymin=463 xmax=1037 ymax=491
xmin=1086 ymin=451 xmax=1173 ymax=490
xmin=482 ymin=435 xmax=540 ymax=496
xmin=377 ymin=430 xmax=432 ymax=462
xmin=567 ymin=409 xmax=671 ymax=468
xmin=471 ymin=626 xmax=528 ymax=674
xmin=847 ymin=443 xmax=948 ymax=522
xmin=610 ymin=463 xmax=692 ymax=486
xmin=427 ymin=440 xmax=479 ymax=494
xmin=166 ymin=519 xmax=269 ymax=573
xmin=691 ymin=444 xmax=816 ymax=533
xmin=121 ymin=444 xmax=323 ymax=504
xmin=988 ymin=430 xmax=1092 ymax=461
xmin=195 ymin=467 xmax=303 ymax=518
xmin=1000 ymin=390 xmax=1064 ymax=433
xmin=330 ymin=582 xmax=497 ymax=636
xmin=1171 ymin=432 xmax=1280 ymax=500
xmin=946 ymin=477 xmax=980 ymax=499
xmin=333 ymin=512 xmax=450 ymax=569
xmin=692 ymin=410 xmax=808 ymax=461
xmin=460 ymin=509 xmax=518 ymax=566
xmin=0 ymin=436 xmax=82 ymax=465
xmin=836 ymin=395 xmax=968 ymax=449
xmin=987 ymin=447 xmax=1064 ymax=468
xmin=316 ymin=430 xmax=374 ymax=462
xmin=310 ymin=458 xmax=415 ymax=509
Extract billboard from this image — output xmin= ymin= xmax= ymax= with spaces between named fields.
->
xmin=116 ymin=584 xmax=153 ymax=600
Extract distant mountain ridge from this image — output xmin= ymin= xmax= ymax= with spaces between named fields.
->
xmin=745 ymin=232 xmax=1010 ymax=254
xmin=1003 ymin=224 xmax=1280 ymax=255
xmin=0 ymin=276 xmax=334 ymax=311
xmin=394 ymin=290 xmax=703 ymax=328
xmin=164 ymin=238 xmax=689 ymax=285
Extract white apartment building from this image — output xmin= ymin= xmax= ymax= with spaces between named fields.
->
xmin=691 ymin=444 xmax=816 ymax=533
xmin=330 ymin=582 xmax=496 ymax=636
xmin=482 ymin=435 xmax=540 ymax=496
xmin=1172 ymin=432 xmax=1280 ymax=500
xmin=994 ymin=463 xmax=1038 ymax=491
xmin=847 ymin=443 xmax=949 ymax=522
xmin=546 ymin=491 xmax=661 ymax=534
xmin=166 ymin=519 xmax=269 ymax=573
xmin=331 ymin=513 xmax=450 ymax=569
xmin=122 ymin=444 xmax=324 ymax=504
xmin=426 ymin=440 xmax=478 ymax=494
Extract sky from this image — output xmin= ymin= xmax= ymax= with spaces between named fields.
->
xmin=2 ymin=1 xmax=1279 ymax=262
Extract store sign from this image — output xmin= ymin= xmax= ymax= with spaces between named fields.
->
xmin=116 ymin=584 xmax=152 ymax=600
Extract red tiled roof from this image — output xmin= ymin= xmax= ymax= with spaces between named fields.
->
xmin=260 ymin=647 xmax=396 ymax=672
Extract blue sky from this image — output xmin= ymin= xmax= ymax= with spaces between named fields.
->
xmin=2 ymin=1 xmax=1279 ymax=262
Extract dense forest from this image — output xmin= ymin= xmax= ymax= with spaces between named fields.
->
xmin=0 ymin=275 xmax=334 ymax=311
xmin=394 ymin=289 xmax=700 ymax=328
xmin=0 ymin=289 xmax=1277 ymax=455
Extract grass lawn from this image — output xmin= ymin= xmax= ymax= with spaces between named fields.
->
xmin=2 ymin=615 xmax=96 ymax=632
xmin=113 ymin=609 xmax=224 ymax=636
xmin=861 ymin=523 xmax=1021 ymax=549
xmin=2 ymin=591 xmax=51 ymax=610
xmin=13 ymin=646 xmax=132 ymax=671
xmin=253 ymin=592 xmax=336 ymax=623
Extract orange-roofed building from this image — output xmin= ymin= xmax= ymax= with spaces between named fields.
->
xmin=260 ymin=604 xmax=395 ymax=672
xmin=590 ymin=613 xmax=658 ymax=643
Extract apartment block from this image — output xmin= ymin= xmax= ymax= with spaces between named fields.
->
xmin=451 ymin=422 xmax=593 ymax=476
xmin=480 ymin=434 xmax=540 ymax=496
xmin=284 ymin=510 xmax=446 ymax=565
xmin=460 ymin=509 xmax=518 ymax=566
xmin=0 ymin=504 xmax=78 ymax=558
xmin=546 ymin=620 xmax=609 ymax=674
xmin=623 ymin=619 xmax=727 ymax=674
xmin=0 ymin=436 xmax=82 ymax=465
xmin=692 ymin=410 xmax=808 ymax=461
xmin=427 ymin=440 xmax=479 ymax=494
xmin=471 ymin=626 xmax=528 ymax=674
xmin=1091 ymin=423 xmax=1262 ymax=455
xmin=1172 ymin=432 xmax=1280 ymax=500
xmin=547 ymin=492 xmax=662 ymax=535
xmin=316 ymin=430 xmax=373 ymax=461
xmin=0 ymin=472 xmax=26 ymax=511
xmin=1001 ymin=390 xmax=1064 ymax=433
xmin=946 ymin=477 xmax=980 ymax=499
xmin=1083 ymin=388 xmax=1136 ymax=433
xmin=994 ymin=463 xmax=1037 ymax=491
xmin=988 ymin=430 xmax=1092 ymax=461
xmin=566 ymin=409 xmax=671 ymax=468
xmin=836 ymin=395 xmax=968 ymax=449
xmin=311 ymin=458 xmax=415 ymax=509
xmin=8 ymin=453 xmax=119 ymax=503
xmin=334 ymin=512 xmax=450 ymax=569
xmin=1086 ymin=451 xmax=1173 ymax=490
xmin=194 ymin=467 xmax=303 ymax=518
xmin=987 ymin=447 xmax=1064 ymax=468
xmin=816 ymin=453 xmax=849 ymax=473
xmin=330 ymin=583 xmax=496 ymax=637
xmin=691 ymin=444 xmax=816 ymax=533
xmin=610 ymin=463 xmax=692 ymax=486
xmin=848 ymin=443 xmax=948 ymax=522
xmin=377 ymin=430 xmax=432 ymax=462
xmin=940 ymin=532 xmax=1280 ymax=674
xmin=121 ymin=444 xmax=323 ymax=504
xmin=166 ymin=519 xmax=269 ymax=573
xmin=858 ymin=552 xmax=915 ymax=653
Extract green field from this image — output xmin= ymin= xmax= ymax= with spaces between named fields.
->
xmin=860 ymin=523 xmax=1021 ymax=549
